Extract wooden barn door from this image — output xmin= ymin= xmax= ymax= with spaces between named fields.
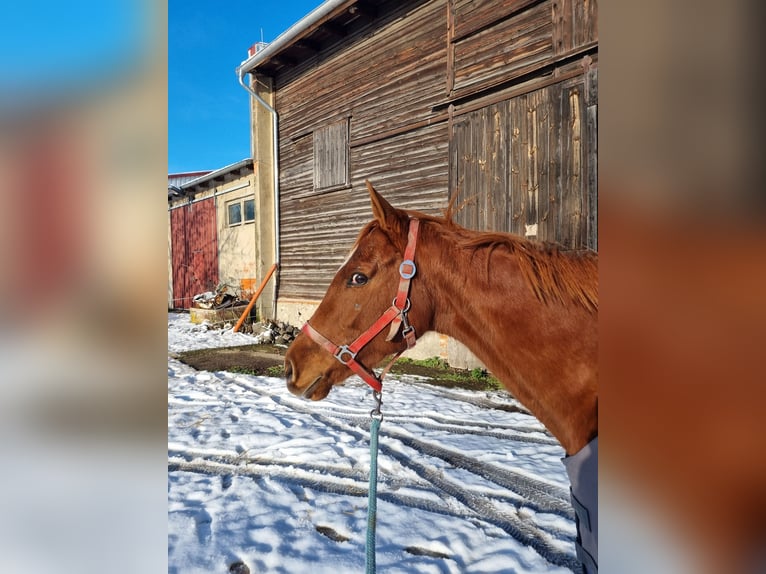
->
xmin=450 ymin=70 xmax=597 ymax=251
xmin=170 ymin=198 xmax=219 ymax=309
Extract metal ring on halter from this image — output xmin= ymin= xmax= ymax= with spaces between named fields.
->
xmin=392 ymin=297 xmax=411 ymax=313
xmin=399 ymin=259 xmax=417 ymax=279
xmin=335 ymin=345 xmax=357 ymax=365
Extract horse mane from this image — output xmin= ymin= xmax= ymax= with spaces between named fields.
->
xmin=405 ymin=209 xmax=598 ymax=312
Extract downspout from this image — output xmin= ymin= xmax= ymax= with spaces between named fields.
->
xmin=237 ymin=69 xmax=280 ymax=320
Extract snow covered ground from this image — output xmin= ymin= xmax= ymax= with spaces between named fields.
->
xmin=168 ymin=312 xmax=580 ymax=573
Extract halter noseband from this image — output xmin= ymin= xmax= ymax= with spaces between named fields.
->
xmin=301 ymin=218 xmax=420 ymax=392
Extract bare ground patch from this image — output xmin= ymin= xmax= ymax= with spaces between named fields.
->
xmin=172 ymin=345 xmax=286 ymax=377
xmin=172 ymin=345 xmax=501 ymax=392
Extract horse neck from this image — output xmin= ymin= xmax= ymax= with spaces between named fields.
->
xmin=415 ymin=224 xmax=598 ymax=454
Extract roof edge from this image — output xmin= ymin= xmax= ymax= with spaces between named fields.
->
xmin=180 ymin=158 xmax=253 ymax=190
xmin=237 ymin=0 xmax=355 ymax=76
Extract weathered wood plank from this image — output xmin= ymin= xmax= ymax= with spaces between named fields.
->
xmin=525 ymin=90 xmax=541 ymax=238
xmin=278 ymin=1 xmax=447 ymax=143
xmin=546 ymin=80 xmax=563 ymax=242
xmin=534 ymin=87 xmax=551 ymax=242
xmin=280 ymin=122 xmax=448 ymax=300
xmin=585 ymin=102 xmax=597 ymax=250
xmin=452 ymin=0 xmax=553 ymax=99
xmin=452 ymin=0 xmax=543 ymax=42
xmin=558 ymin=80 xmax=584 ymax=248
xmin=488 ymin=101 xmax=508 ymax=231
xmin=552 ymin=0 xmax=572 ymax=55
xmin=553 ymin=0 xmax=597 ymax=55
xmin=509 ymin=94 xmax=526 ymax=236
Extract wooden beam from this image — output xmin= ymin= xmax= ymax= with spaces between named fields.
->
xmin=322 ymin=21 xmax=347 ymax=39
xmin=349 ymin=1 xmax=377 ymax=20
xmin=272 ymin=53 xmax=297 ymax=68
xmin=294 ymin=39 xmax=320 ymax=53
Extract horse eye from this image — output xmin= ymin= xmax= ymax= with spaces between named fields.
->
xmin=348 ymin=272 xmax=368 ymax=286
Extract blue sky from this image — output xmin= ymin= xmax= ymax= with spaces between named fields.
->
xmin=1 ymin=0 xmax=145 ymax=104
xmin=169 ymin=0 xmax=324 ymax=174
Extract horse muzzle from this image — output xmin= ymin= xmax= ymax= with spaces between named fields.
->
xmin=284 ymin=356 xmax=332 ymax=400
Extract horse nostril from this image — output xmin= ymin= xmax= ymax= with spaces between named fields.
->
xmin=284 ymin=359 xmax=294 ymax=383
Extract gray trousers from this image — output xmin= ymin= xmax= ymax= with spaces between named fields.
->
xmin=563 ymin=436 xmax=598 ymax=573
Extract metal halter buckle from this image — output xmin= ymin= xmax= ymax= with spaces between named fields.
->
xmin=334 ymin=345 xmax=357 ymax=365
xmin=399 ymin=259 xmax=417 ymax=279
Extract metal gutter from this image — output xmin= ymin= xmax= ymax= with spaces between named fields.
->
xmin=237 ymin=72 xmax=281 ymax=319
xmin=236 ymin=0 xmax=352 ymax=76
xmin=167 ymin=180 xmax=252 ymax=211
xmin=235 ymin=0 xmax=354 ymax=319
xmin=178 ymin=158 xmax=253 ymax=191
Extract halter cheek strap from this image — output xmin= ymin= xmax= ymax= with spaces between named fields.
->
xmin=301 ymin=218 xmax=420 ymax=392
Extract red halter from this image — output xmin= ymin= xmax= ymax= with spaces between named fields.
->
xmin=301 ymin=218 xmax=420 ymax=392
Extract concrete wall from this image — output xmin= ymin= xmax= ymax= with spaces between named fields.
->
xmin=215 ymin=176 xmax=258 ymax=300
xmin=250 ymin=74 xmax=278 ymax=321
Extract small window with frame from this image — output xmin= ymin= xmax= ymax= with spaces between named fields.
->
xmin=227 ymin=202 xmax=242 ymax=226
xmin=313 ymin=118 xmax=350 ymax=192
xmin=244 ymin=198 xmax=255 ymax=222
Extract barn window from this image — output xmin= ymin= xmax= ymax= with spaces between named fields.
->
xmin=243 ymin=199 xmax=255 ymax=222
xmin=227 ymin=202 xmax=242 ymax=226
xmin=227 ymin=198 xmax=255 ymax=226
xmin=313 ymin=118 xmax=349 ymax=192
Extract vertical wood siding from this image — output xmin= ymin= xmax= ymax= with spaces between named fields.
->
xmin=313 ymin=119 xmax=349 ymax=191
xmin=170 ymin=198 xmax=219 ymax=308
xmin=450 ymin=69 xmax=597 ymax=250
xmin=552 ymin=0 xmax=598 ymax=55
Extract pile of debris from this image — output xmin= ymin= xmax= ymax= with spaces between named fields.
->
xmin=252 ymin=321 xmax=301 ymax=346
xmin=192 ymin=283 xmax=248 ymax=310
xmin=188 ymin=283 xmax=253 ymax=329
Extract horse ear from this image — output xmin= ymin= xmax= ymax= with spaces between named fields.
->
xmin=366 ymin=180 xmax=407 ymax=239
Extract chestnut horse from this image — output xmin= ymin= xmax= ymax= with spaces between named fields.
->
xmin=284 ymin=181 xmax=598 ymax=571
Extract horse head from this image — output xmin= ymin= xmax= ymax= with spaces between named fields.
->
xmin=284 ymin=182 xmax=432 ymax=400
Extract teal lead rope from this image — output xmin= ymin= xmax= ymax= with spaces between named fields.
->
xmin=365 ymin=391 xmax=383 ymax=574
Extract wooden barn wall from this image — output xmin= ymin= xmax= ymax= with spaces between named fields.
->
xmin=276 ymin=0 xmax=449 ymax=300
xmin=274 ymin=0 xmax=597 ymax=299
xmin=447 ymin=0 xmax=597 ymax=100
xmin=450 ymin=0 xmax=553 ymax=99
xmin=450 ymin=64 xmax=597 ymax=250
xmin=280 ymin=123 xmax=449 ymax=300
xmin=277 ymin=1 xmax=447 ymax=146
xmin=448 ymin=0 xmax=598 ymax=250
xmin=170 ymin=198 xmax=219 ymax=309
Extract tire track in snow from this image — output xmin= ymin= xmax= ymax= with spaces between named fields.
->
xmin=381 ymin=426 xmax=573 ymax=515
xmin=390 ymin=417 xmax=559 ymax=446
xmin=168 ymin=456 xmax=494 ymax=530
xmin=284 ymin=400 xmax=557 ymax=445
xmin=404 ymin=382 xmax=532 ymax=415
xmin=177 ymin=375 xmax=578 ymax=569
xmin=168 ymin=446 xmax=427 ymax=493
xmin=371 ymin=444 xmax=580 ymax=572
xmin=232 ymin=385 xmax=578 ymax=565
xmin=234 ymin=379 xmax=571 ymax=516
xmin=286 ymin=380 xmax=543 ymax=432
